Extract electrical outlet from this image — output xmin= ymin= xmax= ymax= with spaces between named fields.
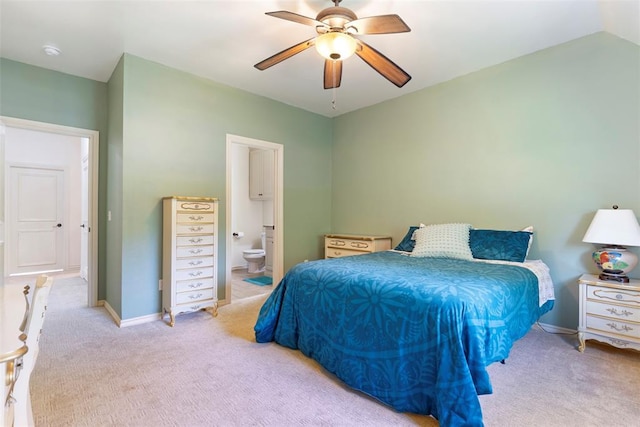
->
xmin=158 ymin=279 xmax=163 ymax=291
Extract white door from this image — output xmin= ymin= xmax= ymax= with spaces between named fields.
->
xmin=8 ymin=165 xmax=65 ymax=275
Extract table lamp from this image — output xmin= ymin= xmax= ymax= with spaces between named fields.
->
xmin=582 ymin=205 xmax=640 ymax=283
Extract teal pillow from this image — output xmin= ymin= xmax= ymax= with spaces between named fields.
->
xmin=469 ymin=229 xmax=532 ymax=262
xmin=394 ymin=226 xmax=419 ymax=252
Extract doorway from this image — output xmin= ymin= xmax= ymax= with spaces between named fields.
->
xmin=1 ymin=116 xmax=99 ymax=307
xmin=225 ymin=134 xmax=283 ymax=304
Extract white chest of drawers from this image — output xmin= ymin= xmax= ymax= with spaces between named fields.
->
xmin=162 ymin=196 xmax=219 ymax=327
xmin=324 ymin=234 xmax=392 ymax=259
xmin=577 ymin=273 xmax=640 ymax=352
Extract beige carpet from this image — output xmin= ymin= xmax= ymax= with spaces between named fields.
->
xmin=31 ymin=277 xmax=640 ymax=426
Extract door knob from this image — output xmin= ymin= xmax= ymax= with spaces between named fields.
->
xmin=56 ymin=223 xmax=62 ymax=228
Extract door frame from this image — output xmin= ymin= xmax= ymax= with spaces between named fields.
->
xmin=1 ymin=116 xmax=99 ymax=307
xmin=225 ymin=134 xmax=283 ymax=304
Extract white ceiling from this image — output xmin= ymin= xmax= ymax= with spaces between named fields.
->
xmin=1 ymin=0 xmax=638 ymax=118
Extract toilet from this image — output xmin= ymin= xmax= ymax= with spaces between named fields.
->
xmin=243 ymin=232 xmax=266 ymax=273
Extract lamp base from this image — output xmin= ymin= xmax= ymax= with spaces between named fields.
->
xmin=592 ymin=247 xmax=637 ymax=283
xmin=598 ymin=272 xmax=630 ymax=283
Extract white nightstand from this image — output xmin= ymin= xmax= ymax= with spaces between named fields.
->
xmin=324 ymin=234 xmax=392 ymax=259
xmin=577 ymin=274 xmax=640 ymax=352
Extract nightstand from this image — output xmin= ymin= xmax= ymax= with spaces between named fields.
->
xmin=577 ymin=274 xmax=640 ymax=352
xmin=324 ymin=234 xmax=392 ymax=259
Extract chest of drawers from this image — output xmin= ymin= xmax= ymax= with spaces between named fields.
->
xmin=577 ymin=274 xmax=640 ymax=352
xmin=324 ymin=234 xmax=392 ymax=259
xmin=162 ymin=196 xmax=219 ymax=327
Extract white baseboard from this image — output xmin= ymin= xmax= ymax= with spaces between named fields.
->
xmin=102 ymin=300 xmax=162 ymax=328
xmin=535 ymin=322 xmax=576 ymax=335
xmin=102 ymin=300 xmax=121 ymax=326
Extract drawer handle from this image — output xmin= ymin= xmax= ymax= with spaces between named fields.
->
xmin=189 ymin=282 xmax=204 ymax=289
xmin=189 ymin=260 xmax=203 ymax=266
xmin=189 ymin=226 xmax=204 ymax=232
xmin=189 ymin=249 xmax=203 ymax=254
xmin=189 ymin=271 xmax=203 ymax=277
xmin=606 ymin=322 xmax=633 ymax=333
xmin=333 ymin=251 xmax=341 ymax=256
xmin=190 ymin=305 xmax=201 ymax=310
xmin=189 ymin=238 xmax=203 ymax=243
xmin=606 ymin=307 xmax=633 ymax=317
xmin=350 ymin=242 xmax=369 ymax=249
xmin=189 ymin=293 xmax=203 ymax=300
xmin=189 ymin=215 xmax=204 ymax=221
xmin=180 ymin=202 xmax=209 ymax=211
xmin=330 ymin=240 xmax=345 ymax=246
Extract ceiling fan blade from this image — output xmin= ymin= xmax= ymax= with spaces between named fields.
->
xmin=254 ymin=38 xmax=316 ymax=70
xmin=355 ymin=40 xmax=411 ymax=88
xmin=266 ymin=11 xmax=327 ymax=29
xmin=348 ymin=14 xmax=410 ymax=35
xmin=324 ymin=60 xmax=343 ymax=89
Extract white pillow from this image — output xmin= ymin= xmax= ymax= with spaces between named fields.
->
xmin=411 ymin=223 xmax=473 ymax=260
xmin=522 ymin=225 xmax=534 ymax=259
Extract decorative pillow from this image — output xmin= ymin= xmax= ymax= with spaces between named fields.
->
xmin=469 ymin=229 xmax=533 ymax=262
xmin=394 ymin=226 xmax=419 ymax=252
xmin=411 ymin=223 xmax=473 ymax=260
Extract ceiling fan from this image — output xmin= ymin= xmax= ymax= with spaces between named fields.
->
xmin=254 ymin=0 xmax=411 ymax=89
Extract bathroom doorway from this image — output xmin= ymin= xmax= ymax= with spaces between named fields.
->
xmin=225 ymin=134 xmax=283 ymax=304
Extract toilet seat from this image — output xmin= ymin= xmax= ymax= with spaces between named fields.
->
xmin=243 ymin=249 xmax=265 ymax=257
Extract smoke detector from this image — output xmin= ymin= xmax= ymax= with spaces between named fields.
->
xmin=42 ymin=45 xmax=61 ymax=56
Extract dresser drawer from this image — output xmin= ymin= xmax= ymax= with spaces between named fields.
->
xmin=176 ymin=288 xmax=215 ymax=305
xmin=176 ymin=245 xmax=214 ymax=258
xmin=325 ymin=248 xmax=366 ymax=258
xmin=586 ymin=300 xmax=640 ymax=323
xmin=174 ymin=267 xmax=214 ymax=281
xmin=175 ymin=299 xmax=217 ymax=314
xmin=326 ymin=238 xmax=374 ymax=252
xmin=587 ymin=286 xmax=640 ymax=308
xmin=176 ymin=235 xmax=215 ymax=246
xmin=176 ymin=278 xmax=215 ymax=293
xmin=177 ymin=201 xmax=215 ymax=212
xmin=176 ymin=223 xmax=215 ymax=235
xmin=175 ymin=256 xmax=214 ymax=270
xmin=586 ymin=315 xmax=640 ymax=340
xmin=176 ymin=213 xmax=215 ymax=223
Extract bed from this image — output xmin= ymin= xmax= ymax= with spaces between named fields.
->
xmin=254 ymin=224 xmax=554 ymax=426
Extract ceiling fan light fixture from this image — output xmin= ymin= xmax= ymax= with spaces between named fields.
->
xmin=315 ymin=32 xmax=356 ymax=60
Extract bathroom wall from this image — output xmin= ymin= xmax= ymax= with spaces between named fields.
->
xmin=230 ymin=144 xmax=271 ymax=269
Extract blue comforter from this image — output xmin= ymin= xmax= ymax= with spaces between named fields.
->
xmin=254 ymin=251 xmax=553 ymax=426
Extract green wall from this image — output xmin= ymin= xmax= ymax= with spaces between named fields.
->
xmin=106 ymin=57 xmax=125 ymax=315
xmin=113 ymin=54 xmax=332 ymax=319
xmin=0 ymin=58 xmax=109 ymax=298
xmin=332 ymin=32 xmax=640 ymax=329
xmin=2 ymin=32 xmax=637 ymax=328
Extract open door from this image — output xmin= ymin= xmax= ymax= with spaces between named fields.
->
xmin=1 ymin=116 xmax=99 ymax=307
xmin=225 ymin=134 xmax=284 ymax=305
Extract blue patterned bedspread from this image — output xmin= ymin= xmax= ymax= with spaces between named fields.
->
xmin=254 ymin=251 xmax=553 ymax=426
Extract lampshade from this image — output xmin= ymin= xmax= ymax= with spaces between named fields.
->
xmin=315 ymin=32 xmax=357 ymax=61
xmin=582 ymin=208 xmax=640 ymax=246
xmin=582 ymin=206 xmax=640 ymax=283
